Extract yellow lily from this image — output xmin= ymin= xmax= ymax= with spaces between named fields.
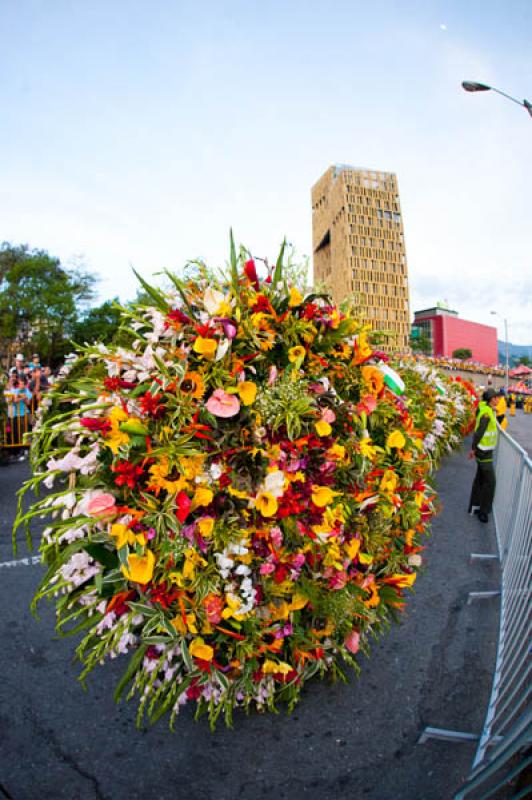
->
xmin=255 ymin=491 xmax=278 ymax=517
xmin=193 ymin=336 xmax=218 ymax=359
xmin=189 ymin=637 xmax=214 ymax=661
xmin=386 ymin=430 xmax=406 ymax=449
xmin=121 ymin=549 xmax=155 ymax=584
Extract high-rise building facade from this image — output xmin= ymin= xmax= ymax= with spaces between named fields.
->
xmin=312 ymin=164 xmax=411 ymax=352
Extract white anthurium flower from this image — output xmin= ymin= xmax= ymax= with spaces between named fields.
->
xmin=215 ymin=338 xmax=230 ymax=361
xmin=204 ymin=287 xmax=227 ymax=316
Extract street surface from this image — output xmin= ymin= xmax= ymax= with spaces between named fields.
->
xmin=1 ymin=411 xmax=530 ymax=800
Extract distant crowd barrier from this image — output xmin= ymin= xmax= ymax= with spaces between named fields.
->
xmin=0 ymin=395 xmax=36 ymax=450
xmin=420 ymin=426 xmax=531 ymax=798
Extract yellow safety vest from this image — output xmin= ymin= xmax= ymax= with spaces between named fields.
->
xmin=475 ymin=402 xmax=498 ymax=456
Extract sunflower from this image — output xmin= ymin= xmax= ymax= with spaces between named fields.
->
xmin=179 ymin=371 xmax=205 ymax=399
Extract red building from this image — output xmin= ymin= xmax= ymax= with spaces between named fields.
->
xmin=413 ymin=306 xmax=498 ymax=366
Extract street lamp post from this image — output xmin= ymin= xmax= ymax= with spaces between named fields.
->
xmin=462 ymin=81 xmax=532 ymax=117
xmin=491 ymin=311 xmax=509 ymax=392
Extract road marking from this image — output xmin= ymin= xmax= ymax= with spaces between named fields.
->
xmin=0 ymin=555 xmax=41 ymax=569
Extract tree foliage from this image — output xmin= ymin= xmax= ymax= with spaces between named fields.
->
xmin=410 ymin=332 xmax=432 ymax=355
xmin=71 ymin=299 xmax=123 ymax=346
xmin=452 ymin=348 xmax=472 ymax=360
xmin=0 ymin=243 xmax=96 ymax=366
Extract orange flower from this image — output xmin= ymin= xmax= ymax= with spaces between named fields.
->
xmin=180 ymin=371 xmax=206 ymax=399
xmin=361 ymin=366 xmax=384 ymax=396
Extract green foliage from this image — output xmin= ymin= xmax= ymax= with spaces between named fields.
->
xmin=71 ymin=299 xmax=123 ymax=346
xmin=410 ymin=332 xmax=432 ymax=355
xmin=452 ymin=348 xmax=472 ymax=360
xmin=0 ymin=243 xmax=96 ymax=366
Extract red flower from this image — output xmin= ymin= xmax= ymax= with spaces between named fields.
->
xmin=176 ymin=491 xmax=191 ymax=523
xmin=80 ymin=417 xmax=112 ymax=434
xmin=103 ymin=377 xmax=137 ymax=391
xmin=250 ymin=294 xmax=274 ymax=314
xmin=139 ymin=391 xmax=166 ymax=419
xmin=112 ymin=460 xmax=145 ymax=489
xmin=244 ymin=259 xmax=259 ymax=290
xmin=166 ymin=308 xmax=191 ymax=325
xmin=149 ymin=582 xmax=181 ymax=610
xmin=186 ymin=678 xmax=203 ymax=700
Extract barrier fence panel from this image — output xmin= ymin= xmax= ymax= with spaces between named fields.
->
xmin=1 ymin=412 xmax=31 ymax=449
xmin=1 ymin=392 xmax=38 ymax=450
xmin=419 ymin=428 xmax=532 ymax=799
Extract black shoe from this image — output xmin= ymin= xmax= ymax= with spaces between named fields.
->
xmin=478 ymin=512 xmax=489 ymax=523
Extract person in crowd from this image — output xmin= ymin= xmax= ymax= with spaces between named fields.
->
xmin=28 ymin=353 xmax=41 ymax=370
xmin=509 ymin=393 xmax=516 ymax=417
xmin=3 ymin=373 xmax=32 ymax=459
xmin=29 ymin=366 xmax=49 ymax=407
xmin=468 ymin=388 xmax=499 ymax=524
xmin=9 ymin=354 xmax=26 ymax=379
xmin=495 ymin=388 xmax=508 ymax=430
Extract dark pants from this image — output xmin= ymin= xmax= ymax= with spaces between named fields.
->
xmin=469 ymin=459 xmax=496 ymax=515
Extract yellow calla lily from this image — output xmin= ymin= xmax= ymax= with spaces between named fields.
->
xmin=386 ymin=430 xmax=406 ymax=449
xmin=237 ymin=381 xmax=257 ymax=406
xmin=315 ymin=420 xmax=332 ymax=437
xmin=189 ymin=637 xmax=214 ymax=661
xmin=311 ymin=485 xmax=339 ymax=508
xmin=121 ymin=549 xmax=155 ymax=584
xmin=255 ymin=491 xmax=278 ymax=517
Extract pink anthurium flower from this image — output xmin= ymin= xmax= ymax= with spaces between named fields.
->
xmin=206 ymin=388 xmax=241 ymax=418
xmin=87 ymin=493 xmax=116 ymax=517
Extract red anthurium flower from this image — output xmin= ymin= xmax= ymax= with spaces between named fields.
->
xmin=175 ymin=491 xmax=191 ymax=523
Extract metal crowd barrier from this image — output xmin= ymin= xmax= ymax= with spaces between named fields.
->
xmin=1 ymin=390 xmax=37 ymax=449
xmin=419 ymin=426 xmax=532 ymax=798
xmin=0 ymin=412 xmax=31 ymax=449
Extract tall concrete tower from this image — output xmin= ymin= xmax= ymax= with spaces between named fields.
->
xmin=312 ymin=164 xmax=411 ymax=352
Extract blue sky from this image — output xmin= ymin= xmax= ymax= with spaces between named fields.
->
xmin=1 ymin=0 xmax=531 ymax=344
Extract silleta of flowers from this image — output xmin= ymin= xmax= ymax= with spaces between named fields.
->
xmin=16 ymin=241 xmax=476 ymax=728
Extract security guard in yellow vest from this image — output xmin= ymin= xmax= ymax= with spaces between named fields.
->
xmin=468 ymin=388 xmax=499 ymax=523
xmin=495 ymin=389 xmax=508 ymax=430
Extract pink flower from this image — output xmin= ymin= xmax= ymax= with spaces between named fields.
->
xmin=206 ymin=389 xmax=241 ymax=418
xmin=268 ymin=366 xmax=278 ymax=385
xmin=87 ymin=493 xmax=116 ymax=517
xmin=321 ymin=408 xmax=336 ymax=423
xmin=344 ymin=629 xmax=360 ymax=654
xmin=356 ymin=394 xmax=377 ymax=415
xmin=328 ymin=570 xmax=348 ymax=590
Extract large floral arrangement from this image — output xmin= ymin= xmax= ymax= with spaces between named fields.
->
xmin=16 ymin=241 xmax=475 ymax=728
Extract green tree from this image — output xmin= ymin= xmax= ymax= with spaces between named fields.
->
xmin=518 ymin=355 xmax=531 ymax=366
xmin=71 ymin=299 xmax=123 ymax=346
xmin=0 ymin=243 xmax=96 ymax=366
xmin=410 ymin=332 xmax=432 ymax=355
xmin=452 ymin=348 xmax=472 ymax=360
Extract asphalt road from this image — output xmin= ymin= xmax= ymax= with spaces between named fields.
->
xmin=2 ymin=415 xmax=530 ymax=800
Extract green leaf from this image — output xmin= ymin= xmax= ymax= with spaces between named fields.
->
xmin=229 ymin=229 xmax=239 ymax=290
xmin=131 ymin=269 xmax=168 ymax=311
xmin=271 ymin=238 xmax=286 ymax=289
xmin=83 ymin=543 xmax=118 ymax=570
xmin=114 ymin=644 xmax=148 ymax=702
xmin=181 ymin=639 xmax=194 ymax=672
